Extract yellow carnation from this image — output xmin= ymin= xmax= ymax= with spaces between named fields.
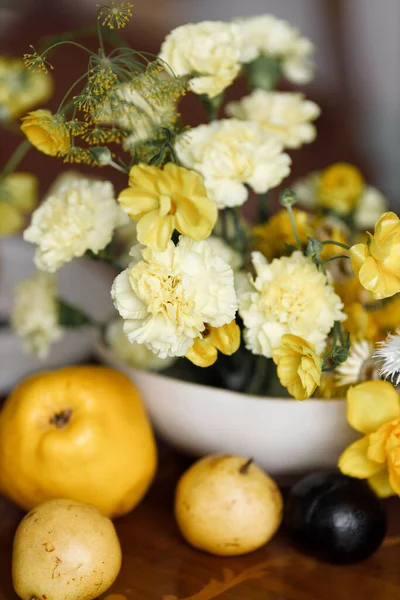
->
xmin=338 ymin=381 xmax=400 ymax=498
xmin=118 ymin=163 xmax=217 ymax=252
xmin=319 ymin=162 xmax=364 ymax=215
xmin=185 ymin=320 xmax=241 ymax=368
xmin=20 ymin=109 xmax=70 ymax=156
xmin=0 ymin=173 xmax=38 ymax=236
xmin=272 ymin=334 xmax=322 ymax=400
xmin=252 ymin=209 xmax=312 ymax=260
xmin=0 ymin=57 xmax=53 ymax=120
xmin=350 ymin=212 xmax=400 ymax=300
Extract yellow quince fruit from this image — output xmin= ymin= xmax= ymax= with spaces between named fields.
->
xmin=0 ymin=365 xmax=157 ymax=518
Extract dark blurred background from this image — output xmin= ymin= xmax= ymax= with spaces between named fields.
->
xmin=1 ymin=0 xmax=399 ymax=206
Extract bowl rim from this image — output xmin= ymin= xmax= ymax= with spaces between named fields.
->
xmin=95 ymin=338 xmax=345 ymax=406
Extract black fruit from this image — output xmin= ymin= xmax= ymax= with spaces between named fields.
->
xmin=284 ymin=471 xmax=387 ymax=564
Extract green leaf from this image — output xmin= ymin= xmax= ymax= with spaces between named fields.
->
xmin=58 ymin=299 xmax=92 ymax=328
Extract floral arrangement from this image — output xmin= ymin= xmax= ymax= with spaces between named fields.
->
xmin=2 ymin=2 xmax=400 ymax=496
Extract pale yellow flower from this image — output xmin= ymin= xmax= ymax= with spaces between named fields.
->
xmin=185 ymin=320 xmax=241 ymax=367
xmin=0 ymin=173 xmax=38 ymax=236
xmin=338 ymin=381 xmax=400 ymax=498
xmin=272 ymin=334 xmax=322 ymax=400
xmin=20 ymin=109 xmax=70 ymax=156
xmin=354 ymin=186 xmax=388 ymax=230
xmin=252 ymin=208 xmax=312 ymax=261
xmin=0 ymin=57 xmax=53 ymax=120
xmin=159 ymin=21 xmax=257 ymax=99
xmin=226 ymin=91 xmax=320 ymax=149
xmin=111 ymin=237 xmax=238 ymax=358
xmin=350 ymin=212 xmax=400 ymax=300
xmin=238 ymin=251 xmax=345 ymax=357
xmin=319 ymin=163 xmax=365 ymax=215
xmin=24 ymin=178 xmax=121 ymax=272
xmin=118 ymin=163 xmax=217 ymax=252
xmin=11 ymin=271 xmax=62 ymax=358
xmin=235 ymin=15 xmax=315 ymax=84
xmin=175 ymin=119 xmax=291 ymax=209
xmin=105 ymin=318 xmax=175 ymax=371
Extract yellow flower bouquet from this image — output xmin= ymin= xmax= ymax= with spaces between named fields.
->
xmin=3 ymin=2 xmax=400 ymax=486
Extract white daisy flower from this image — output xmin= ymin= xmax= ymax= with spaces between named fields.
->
xmin=374 ymin=330 xmax=400 ymax=385
xmin=336 ymin=340 xmax=374 ymax=387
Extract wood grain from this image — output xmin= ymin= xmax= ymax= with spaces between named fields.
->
xmin=1 ymin=442 xmax=400 ymax=600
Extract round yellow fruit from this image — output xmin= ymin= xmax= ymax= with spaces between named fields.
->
xmin=12 ymin=498 xmax=122 ymax=600
xmin=175 ymin=454 xmax=283 ymax=556
xmin=0 ymin=365 xmax=157 ymax=518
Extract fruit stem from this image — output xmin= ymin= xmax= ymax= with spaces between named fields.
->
xmin=50 ymin=409 xmax=72 ymax=428
xmin=239 ymin=457 xmax=254 ymax=474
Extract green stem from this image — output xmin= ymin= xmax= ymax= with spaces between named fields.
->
xmin=322 ymin=254 xmax=350 ymax=264
xmin=57 ymin=72 xmax=89 ymax=113
xmin=287 ymin=205 xmax=302 ymax=250
xmin=42 ymin=41 xmax=96 ymax=58
xmin=230 ymin=207 xmax=246 ymax=255
xmin=109 ymin=159 xmax=128 ymax=173
xmin=96 ymin=9 xmax=106 ymax=57
xmin=246 ymin=355 xmax=268 ymax=396
xmin=321 ymin=240 xmax=351 ymax=250
xmin=258 ymin=192 xmax=269 ymax=223
xmin=0 ymin=140 xmax=31 ymax=183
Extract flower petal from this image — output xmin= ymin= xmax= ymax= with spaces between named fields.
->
xmin=350 ymin=242 xmax=370 ymax=276
xmin=136 ymin=211 xmax=174 ymax=252
xmin=347 ymin=381 xmax=400 ymax=434
xmin=368 ymin=469 xmax=395 ymax=498
xmin=185 ymin=337 xmax=218 ymax=367
xmin=339 ymin=436 xmax=384 ymax=478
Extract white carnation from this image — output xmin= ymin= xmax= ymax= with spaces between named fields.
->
xmin=236 ymin=15 xmax=315 ymax=84
xmin=105 ymin=318 xmax=175 ymax=371
xmin=226 ymin=90 xmax=320 ymax=149
xmin=238 ymin=251 xmax=345 ymax=357
xmin=175 ymin=119 xmax=291 ymax=209
xmin=354 ymin=186 xmax=388 ymax=230
xmin=292 ymin=171 xmax=321 ymax=209
xmin=24 ymin=178 xmax=121 ymax=272
xmin=11 ymin=272 xmax=63 ymax=358
xmin=111 ymin=236 xmax=238 ymax=358
xmin=206 ymin=236 xmax=243 ymax=271
xmin=159 ymin=21 xmax=257 ymax=98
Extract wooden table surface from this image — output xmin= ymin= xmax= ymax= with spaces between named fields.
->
xmin=1 ymin=441 xmax=400 ymax=600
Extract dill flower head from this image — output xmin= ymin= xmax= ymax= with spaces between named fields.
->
xmin=159 ymin=21 xmax=257 ymax=99
xmin=24 ymin=177 xmax=122 ymax=272
xmin=226 ymin=90 xmax=320 ymax=149
xmin=374 ymin=330 xmax=400 ymax=386
xmin=111 ymin=236 xmax=238 ymax=358
xmin=238 ymin=251 xmax=345 ymax=357
xmin=175 ymin=119 xmax=291 ymax=209
xmin=0 ymin=172 xmax=38 ymax=236
xmin=235 ymin=15 xmax=315 ymax=84
xmin=11 ymin=271 xmax=63 ymax=358
xmin=20 ymin=110 xmax=71 ymax=157
xmin=0 ymin=56 xmax=53 ymax=120
xmin=97 ymin=1 xmax=134 ymax=30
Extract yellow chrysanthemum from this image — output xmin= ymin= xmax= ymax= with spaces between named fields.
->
xmin=185 ymin=320 xmax=241 ymax=368
xmin=0 ymin=57 xmax=53 ymax=119
xmin=118 ymin=163 xmax=217 ymax=252
xmin=20 ymin=109 xmax=70 ymax=156
xmin=0 ymin=172 xmax=38 ymax=236
xmin=319 ymin=162 xmax=364 ymax=215
xmin=272 ymin=334 xmax=322 ymax=401
xmin=338 ymin=380 xmax=400 ymax=498
xmin=252 ymin=209 xmax=312 ymax=260
xmin=350 ymin=212 xmax=400 ymax=300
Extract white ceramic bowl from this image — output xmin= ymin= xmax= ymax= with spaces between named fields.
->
xmin=0 ymin=237 xmax=116 ymax=394
xmin=96 ymin=342 xmax=358 ymax=479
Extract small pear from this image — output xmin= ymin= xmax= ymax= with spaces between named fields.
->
xmin=12 ymin=499 xmax=122 ymax=600
xmin=175 ymin=454 xmax=283 ymax=556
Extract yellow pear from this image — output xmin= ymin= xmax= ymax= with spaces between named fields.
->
xmin=175 ymin=454 xmax=283 ymax=556
xmin=0 ymin=366 xmax=157 ymax=518
xmin=12 ymin=499 xmax=122 ymax=600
